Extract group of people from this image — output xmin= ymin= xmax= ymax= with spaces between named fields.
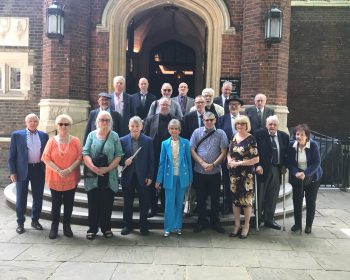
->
xmin=8 ymin=76 xmax=323 ymax=240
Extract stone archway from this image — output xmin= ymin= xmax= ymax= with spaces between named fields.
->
xmin=97 ymin=0 xmax=235 ymax=94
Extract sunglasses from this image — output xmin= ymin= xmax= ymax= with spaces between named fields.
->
xmin=99 ymin=119 xmax=110 ymax=122
xmin=58 ymin=123 xmax=70 ymax=127
xmin=162 ymin=89 xmax=172 ymax=92
xmin=204 ymin=119 xmax=215 ymax=122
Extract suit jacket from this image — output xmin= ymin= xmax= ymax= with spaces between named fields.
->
xmin=156 ymin=137 xmax=193 ymax=189
xmin=83 ymin=109 xmax=122 ymax=144
xmin=171 ymin=96 xmax=195 ymax=115
xmin=110 ymin=92 xmax=133 ymax=137
xmin=131 ymin=92 xmax=157 ymax=120
xmin=120 ymin=133 xmax=154 ymax=187
xmin=254 ymin=128 xmax=289 ymax=181
xmin=287 ymin=139 xmax=323 ymax=182
xmin=181 ymin=111 xmax=201 ymax=140
xmin=213 ymin=95 xmax=229 ymax=114
xmin=8 ymin=129 xmax=49 ymax=181
xmin=245 ymin=106 xmax=275 ymax=134
xmin=147 ymin=99 xmax=183 ymax=119
xmin=218 ymin=113 xmax=245 ymax=142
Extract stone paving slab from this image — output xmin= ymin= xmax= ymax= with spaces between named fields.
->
xmin=202 ymin=247 xmax=260 ymax=267
xmin=102 ymin=245 xmax=154 ymax=264
xmin=310 ymin=251 xmax=350 ymax=271
xmin=286 ymin=237 xmax=337 ymax=253
xmin=247 ymin=267 xmax=313 ymax=280
xmin=307 ymin=270 xmax=350 ymax=280
xmin=0 ymin=243 xmax=31 ymax=261
xmin=187 ymin=266 xmax=250 ymax=280
xmin=112 ymin=263 xmax=185 ymax=280
xmin=0 ymin=260 xmax=60 ymax=280
xmin=48 ymin=262 xmax=117 ymax=280
xmin=155 ymin=247 xmax=202 ymax=265
xmin=255 ymin=250 xmax=321 ymax=270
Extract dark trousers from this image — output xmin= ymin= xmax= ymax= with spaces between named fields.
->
xmin=87 ymin=187 xmax=115 ymax=234
xmin=193 ymin=171 xmax=221 ymax=225
xmin=122 ymin=176 xmax=150 ymax=230
xmin=149 ymin=160 xmax=165 ymax=213
xmin=50 ymin=188 xmax=76 ymax=226
xmin=221 ymin=163 xmax=232 ymax=211
xmin=16 ymin=164 xmax=45 ymax=224
xmin=257 ymin=166 xmax=281 ymax=224
xmin=291 ymin=177 xmax=320 ymax=228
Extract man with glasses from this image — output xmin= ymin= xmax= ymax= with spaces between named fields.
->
xmin=147 ymin=83 xmax=183 ymax=118
xmin=201 ymin=88 xmax=224 ymax=119
xmin=218 ymin=94 xmax=245 ymax=214
xmin=190 ymin=112 xmax=228 ymax=233
xmin=83 ymin=92 xmax=122 ymax=144
xmin=182 ymin=95 xmax=206 ymax=140
xmin=172 ymin=82 xmax=194 ymax=116
xmin=8 ymin=113 xmax=49 ymax=234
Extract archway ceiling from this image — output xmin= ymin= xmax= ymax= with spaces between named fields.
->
xmin=133 ymin=6 xmax=206 ymax=53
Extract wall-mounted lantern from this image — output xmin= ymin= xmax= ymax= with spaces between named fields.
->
xmin=46 ymin=1 xmax=64 ymax=41
xmin=264 ymin=4 xmax=282 ymax=48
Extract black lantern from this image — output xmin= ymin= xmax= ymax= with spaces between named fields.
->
xmin=46 ymin=1 xmax=64 ymax=40
xmin=264 ymin=5 xmax=282 ymax=48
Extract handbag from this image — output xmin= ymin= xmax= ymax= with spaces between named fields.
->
xmin=84 ymin=131 xmax=110 ymax=188
xmin=183 ymin=186 xmax=195 ymax=216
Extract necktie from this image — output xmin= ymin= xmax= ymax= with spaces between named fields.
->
xmin=257 ymin=109 xmax=263 ymax=128
xmin=271 ymin=135 xmax=278 ymax=164
xmin=141 ymin=95 xmax=146 ymax=107
xmin=199 ymin=114 xmax=204 ymax=127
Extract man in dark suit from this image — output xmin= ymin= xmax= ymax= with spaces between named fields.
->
xmin=120 ymin=116 xmax=154 ymax=236
xmin=171 ymin=82 xmax=194 ymax=116
xmin=254 ymin=115 xmax=289 ymax=230
xmin=213 ymin=81 xmax=232 ymax=114
xmin=245 ymin=93 xmax=275 ymax=134
xmin=181 ymin=95 xmax=206 ymax=140
xmin=131 ymin=77 xmax=157 ymax=120
xmin=8 ymin=113 xmax=49 ymax=234
xmin=218 ymin=94 xmax=244 ymax=214
xmin=110 ymin=75 xmax=133 ymax=137
xmin=83 ymin=92 xmax=122 ymax=144
xmin=143 ymin=97 xmax=177 ymax=216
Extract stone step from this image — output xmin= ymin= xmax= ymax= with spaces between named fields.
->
xmin=4 ymin=182 xmax=299 ymax=229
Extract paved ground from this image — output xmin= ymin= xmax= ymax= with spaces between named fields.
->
xmin=0 ymin=188 xmax=350 ymax=280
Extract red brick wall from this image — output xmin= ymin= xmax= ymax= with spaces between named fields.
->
xmin=288 ymin=7 xmax=350 ymax=139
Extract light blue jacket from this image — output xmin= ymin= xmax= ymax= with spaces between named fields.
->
xmin=156 ymin=137 xmax=193 ymax=189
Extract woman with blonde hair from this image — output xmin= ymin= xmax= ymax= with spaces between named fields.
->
xmin=42 ymin=114 xmax=82 ymax=239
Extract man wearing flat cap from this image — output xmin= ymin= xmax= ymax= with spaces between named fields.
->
xmin=218 ymin=94 xmax=245 ymax=214
xmin=83 ymin=92 xmax=123 ymax=144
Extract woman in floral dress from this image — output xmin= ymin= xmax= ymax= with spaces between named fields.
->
xmin=227 ymin=115 xmax=259 ymax=239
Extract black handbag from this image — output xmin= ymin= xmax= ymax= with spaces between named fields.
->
xmin=84 ymin=132 xmax=110 ymax=188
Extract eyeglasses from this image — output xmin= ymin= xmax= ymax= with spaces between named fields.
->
xmin=204 ymin=119 xmax=215 ymax=122
xmin=58 ymin=123 xmax=70 ymax=127
xmin=99 ymin=119 xmax=110 ymax=122
xmin=162 ymin=89 xmax=172 ymax=92
xmin=195 ymin=101 xmax=205 ymax=104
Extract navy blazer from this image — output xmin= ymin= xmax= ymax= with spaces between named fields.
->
xmin=218 ymin=113 xmax=236 ymax=142
xmin=287 ymin=140 xmax=323 ymax=182
xmin=213 ymin=95 xmax=229 ymax=114
xmin=120 ymin=133 xmax=154 ymax=187
xmin=110 ymin=92 xmax=133 ymax=137
xmin=8 ymin=129 xmax=49 ymax=181
xmin=83 ymin=109 xmax=122 ymax=144
xmin=245 ymin=106 xmax=275 ymax=134
xmin=181 ymin=111 xmax=200 ymax=140
xmin=156 ymin=137 xmax=193 ymax=189
xmin=254 ymin=128 xmax=290 ymax=180
xmin=131 ymin=92 xmax=157 ymax=120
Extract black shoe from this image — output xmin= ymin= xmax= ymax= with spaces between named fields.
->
xmin=291 ymin=224 xmax=301 ymax=232
xmin=264 ymin=221 xmax=281 ymax=230
xmin=63 ymin=224 xmax=73 ymax=238
xmin=121 ymin=226 xmax=132 ymax=236
xmin=31 ymin=221 xmax=43 ymax=230
xmin=212 ymin=223 xmax=225 ymax=234
xmin=304 ymin=226 xmax=312 ymax=234
xmin=193 ymin=224 xmax=205 ymax=233
xmin=16 ymin=224 xmax=25 ymax=234
xmin=49 ymin=224 xmax=58 ymax=239
xmin=229 ymin=227 xmax=242 ymax=237
xmin=140 ymin=228 xmax=150 ymax=236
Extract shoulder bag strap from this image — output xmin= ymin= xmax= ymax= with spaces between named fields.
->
xmin=195 ymin=130 xmax=216 ymax=152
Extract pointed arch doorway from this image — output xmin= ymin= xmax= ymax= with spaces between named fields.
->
xmin=98 ymin=0 xmax=234 ymax=95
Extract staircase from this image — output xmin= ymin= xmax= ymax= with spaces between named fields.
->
xmin=4 ymin=178 xmax=296 ymax=229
